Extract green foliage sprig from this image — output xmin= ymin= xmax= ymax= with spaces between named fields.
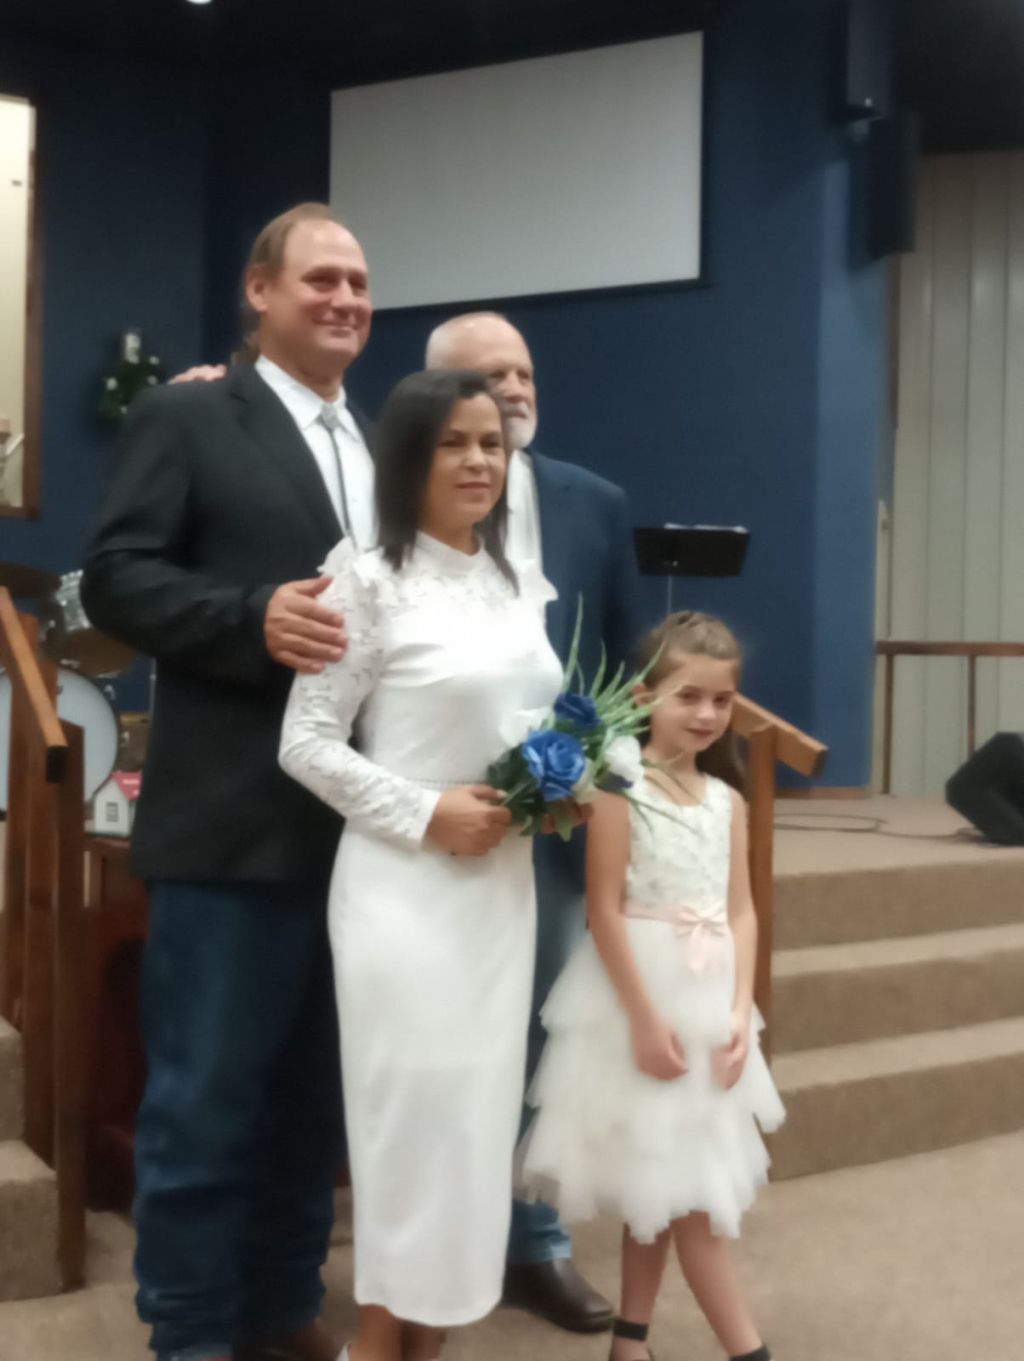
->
xmin=98 ymin=330 xmax=164 ymax=427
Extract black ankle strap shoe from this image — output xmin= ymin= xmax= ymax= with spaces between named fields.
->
xmin=609 ymin=1317 xmax=655 ymax=1360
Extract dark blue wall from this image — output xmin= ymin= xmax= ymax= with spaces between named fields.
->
xmin=0 ymin=44 xmax=206 ymax=576
xmin=2 ymin=0 xmax=888 ymax=783
xmin=0 ymin=48 xmax=330 ymax=708
xmin=347 ymin=0 xmax=890 ymax=785
xmin=203 ymin=75 xmax=330 ymax=362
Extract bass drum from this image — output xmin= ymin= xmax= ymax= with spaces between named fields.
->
xmin=0 ymin=667 xmax=122 ymax=812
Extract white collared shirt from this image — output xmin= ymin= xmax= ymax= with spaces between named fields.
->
xmin=505 ymin=449 xmax=543 ymax=572
xmin=255 ymin=355 xmax=376 ymax=550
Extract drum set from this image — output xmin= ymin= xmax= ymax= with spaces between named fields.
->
xmin=0 ymin=562 xmax=136 ymax=812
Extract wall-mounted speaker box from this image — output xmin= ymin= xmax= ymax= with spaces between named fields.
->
xmin=866 ymin=111 xmax=919 ymax=258
xmin=946 ymin=732 xmax=1024 ymax=847
xmin=842 ymin=0 xmax=891 ymax=120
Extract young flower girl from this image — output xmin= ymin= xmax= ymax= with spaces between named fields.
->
xmin=518 ymin=611 xmax=785 ymax=1361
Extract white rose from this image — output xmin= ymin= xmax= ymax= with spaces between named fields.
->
xmin=498 ymin=707 xmax=549 ymax=750
xmin=605 ymin=734 xmax=644 ymax=787
xmin=573 ymin=759 xmax=599 ymax=805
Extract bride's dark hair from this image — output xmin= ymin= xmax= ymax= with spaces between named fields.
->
xmin=374 ymin=369 xmax=516 ymax=586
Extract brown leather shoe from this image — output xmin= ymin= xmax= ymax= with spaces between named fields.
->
xmin=502 ymin=1259 xmax=613 ymax=1333
xmin=234 ymin=1319 xmax=342 ymax=1361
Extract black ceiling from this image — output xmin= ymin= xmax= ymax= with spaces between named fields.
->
xmin=0 ymin=0 xmax=716 ymax=87
xmin=3 ymin=0 xmax=1023 ymax=151
xmin=894 ymin=0 xmax=1024 ymax=151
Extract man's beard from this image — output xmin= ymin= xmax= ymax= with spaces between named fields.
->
xmin=506 ymin=410 xmax=538 ymax=452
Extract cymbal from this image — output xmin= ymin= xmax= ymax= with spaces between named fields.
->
xmin=0 ymin=561 xmax=61 ymax=598
xmin=41 ymin=627 xmax=136 ymax=677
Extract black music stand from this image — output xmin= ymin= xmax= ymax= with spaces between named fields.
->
xmin=633 ymin=525 xmax=750 ymax=612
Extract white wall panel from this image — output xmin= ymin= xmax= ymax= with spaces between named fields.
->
xmin=889 ymin=164 xmax=933 ymax=792
xmin=964 ymin=155 xmax=1008 ymax=744
xmin=998 ymin=155 xmax=1024 ymax=732
xmin=886 ymin=152 xmax=1024 ymax=794
xmin=923 ymin=158 xmax=971 ymax=792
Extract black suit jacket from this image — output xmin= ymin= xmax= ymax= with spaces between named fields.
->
xmin=81 ymin=364 xmax=362 ymax=883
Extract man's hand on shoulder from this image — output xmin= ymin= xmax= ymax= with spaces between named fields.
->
xmin=169 ymin=364 xmax=227 ymax=385
xmin=265 ymin=577 xmax=348 ymax=674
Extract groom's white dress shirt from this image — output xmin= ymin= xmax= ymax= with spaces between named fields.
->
xmin=256 ymin=355 xmax=376 ymax=550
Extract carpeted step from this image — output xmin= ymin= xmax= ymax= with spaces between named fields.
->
xmin=0 ymin=1140 xmax=60 ymax=1301
xmin=0 ymin=1019 xmax=22 ymax=1142
xmin=774 ymin=858 xmax=1024 ymax=949
xmin=769 ymin=1015 xmax=1024 ymax=1179
xmin=773 ymin=922 xmax=1024 ymax=1053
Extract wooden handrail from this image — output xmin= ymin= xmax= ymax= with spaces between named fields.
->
xmin=876 ymin=640 xmax=1024 ymax=657
xmin=730 ymin=696 xmax=827 ymax=1061
xmin=0 ymin=587 xmax=68 ymax=780
xmin=875 ymin=640 xmax=1024 ymax=793
xmin=733 ymin=694 xmax=827 ymax=778
xmin=0 ymin=586 xmax=86 ymax=1290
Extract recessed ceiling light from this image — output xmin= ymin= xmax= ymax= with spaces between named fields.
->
xmin=186 ymin=0 xmax=213 ymax=6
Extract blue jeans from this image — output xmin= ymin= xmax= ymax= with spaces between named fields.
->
xmin=134 ymin=881 xmax=344 ymax=1359
xmin=507 ymin=835 xmax=588 ymax=1265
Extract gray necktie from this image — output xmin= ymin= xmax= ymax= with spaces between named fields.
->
xmin=319 ymin=403 xmax=355 ymax=543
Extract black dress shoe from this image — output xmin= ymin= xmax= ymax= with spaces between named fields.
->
xmin=503 ymin=1259 xmax=614 ymax=1333
xmin=233 ymin=1320 xmax=342 ymax=1361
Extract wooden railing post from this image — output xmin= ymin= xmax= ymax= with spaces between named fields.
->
xmin=730 ymin=694 xmax=827 ymax=1067
xmin=54 ymin=721 xmax=87 ymax=1290
xmin=876 ymin=641 xmax=1024 ymax=785
xmin=883 ymin=651 xmax=895 ymax=795
xmin=1 ymin=644 xmax=30 ymax=1023
xmin=0 ymin=586 xmax=84 ymax=1292
xmin=746 ymin=723 xmax=777 ymax=1059
xmin=22 ymin=626 xmax=58 ymax=1164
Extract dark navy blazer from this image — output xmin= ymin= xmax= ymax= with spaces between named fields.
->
xmin=530 ymin=449 xmax=644 ymax=898
xmin=531 ymin=449 xmax=641 ymax=679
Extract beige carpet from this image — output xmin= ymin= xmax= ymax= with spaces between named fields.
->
xmin=772 ymin=795 xmax=1024 ymax=875
xmin=1 ymin=1131 xmax=1022 ymax=1361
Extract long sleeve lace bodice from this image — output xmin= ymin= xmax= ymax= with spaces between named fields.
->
xmin=279 ymin=535 xmax=562 ymax=850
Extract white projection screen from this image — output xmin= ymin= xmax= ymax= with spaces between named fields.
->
xmin=330 ymin=33 xmax=703 ymax=310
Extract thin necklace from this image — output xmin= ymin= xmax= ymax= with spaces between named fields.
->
xmin=645 ymin=758 xmax=704 ymax=807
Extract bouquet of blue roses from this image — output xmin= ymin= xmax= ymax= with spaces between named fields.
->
xmin=486 ymin=603 xmax=656 ymax=839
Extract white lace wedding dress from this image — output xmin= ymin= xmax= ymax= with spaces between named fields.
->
xmin=517 ymin=775 xmax=785 ymax=1243
xmin=279 ymin=533 xmax=562 ymax=1326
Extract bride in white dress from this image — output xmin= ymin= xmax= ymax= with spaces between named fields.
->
xmin=279 ymin=370 xmax=563 ymax=1361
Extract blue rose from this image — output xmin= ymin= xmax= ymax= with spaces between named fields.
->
xmin=522 ymin=730 xmax=588 ymax=802
xmin=553 ymin=692 xmax=600 ymax=732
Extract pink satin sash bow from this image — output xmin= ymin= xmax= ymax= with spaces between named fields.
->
xmin=623 ymin=902 xmax=731 ymax=974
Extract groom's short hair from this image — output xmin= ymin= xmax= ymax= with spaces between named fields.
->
xmin=236 ymin=202 xmax=352 ymax=363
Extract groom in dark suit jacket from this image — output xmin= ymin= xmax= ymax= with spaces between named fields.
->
xmin=81 ymin=203 xmax=369 ymax=1361
xmin=425 ymin=314 xmax=641 ymax=1334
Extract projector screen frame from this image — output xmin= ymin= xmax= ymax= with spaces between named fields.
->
xmin=329 ymin=29 xmax=713 ymax=314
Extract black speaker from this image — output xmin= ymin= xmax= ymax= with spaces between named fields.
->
xmin=946 ymin=733 xmax=1024 ymax=846
xmin=865 ymin=111 xmax=918 ymax=259
xmin=842 ymin=0 xmax=891 ymax=121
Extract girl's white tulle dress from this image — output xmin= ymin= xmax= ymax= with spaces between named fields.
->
xmin=517 ymin=775 xmax=785 ymax=1243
